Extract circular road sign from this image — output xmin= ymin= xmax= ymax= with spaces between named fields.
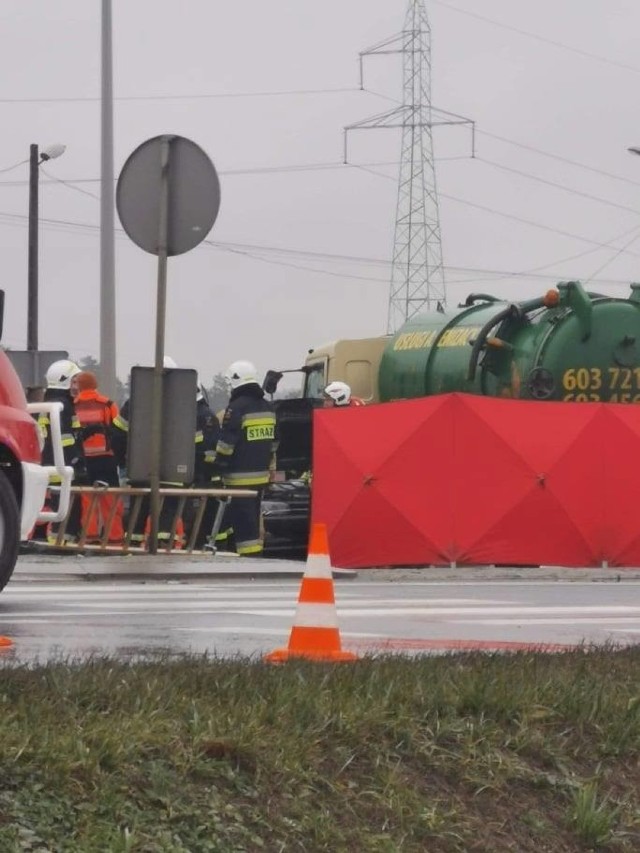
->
xmin=116 ymin=134 xmax=220 ymax=256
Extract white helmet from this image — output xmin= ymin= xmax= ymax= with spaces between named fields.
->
xmin=324 ymin=380 xmax=351 ymax=406
xmin=45 ymin=359 xmax=81 ymax=390
xmin=226 ymin=360 xmax=258 ymax=390
xmin=163 ymin=355 xmax=177 ymax=369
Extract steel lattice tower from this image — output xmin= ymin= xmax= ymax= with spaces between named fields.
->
xmin=345 ymin=0 xmax=473 ymax=333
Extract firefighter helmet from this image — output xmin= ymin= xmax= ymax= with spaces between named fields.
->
xmin=45 ymin=359 xmax=81 ymax=390
xmin=324 ymin=381 xmax=351 ymax=406
xmin=226 ymin=360 xmax=259 ymax=390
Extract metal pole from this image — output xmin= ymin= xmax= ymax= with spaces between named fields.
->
xmin=149 ymin=136 xmax=172 ymax=555
xmin=27 ymin=143 xmax=39 ymax=353
xmin=100 ymin=0 xmax=117 ymax=399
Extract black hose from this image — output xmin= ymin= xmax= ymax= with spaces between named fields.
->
xmin=467 ymin=304 xmax=522 ymax=382
xmin=461 ymin=293 xmax=501 ymax=307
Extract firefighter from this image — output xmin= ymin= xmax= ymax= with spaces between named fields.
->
xmin=72 ymin=371 xmax=125 ymax=544
xmin=323 ymin=381 xmax=366 ymax=407
xmin=35 ymin=359 xmax=83 ymax=543
xmin=211 ymin=360 xmax=278 ymax=556
xmin=190 ymin=385 xmax=222 ymax=549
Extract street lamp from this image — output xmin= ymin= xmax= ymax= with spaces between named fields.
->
xmin=27 ymin=142 xmax=66 ymax=353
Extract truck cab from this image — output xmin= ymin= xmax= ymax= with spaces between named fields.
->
xmin=0 ymin=293 xmax=72 ymax=588
xmin=303 ymin=335 xmax=390 ymax=404
xmin=262 ymin=334 xmax=387 ymax=557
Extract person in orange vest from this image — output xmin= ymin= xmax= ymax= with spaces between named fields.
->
xmin=323 ymin=381 xmax=366 ymax=407
xmin=71 ymin=371 xmax=125 ymax=544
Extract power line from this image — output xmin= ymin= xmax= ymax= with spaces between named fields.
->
xmin=0 ymin=157 xmax=28 ymax=176
xmin=0 ymin=86 xmax=361 ymax=105
xmin=0 ymin=204 xmax=634 ymax=289
xmin=432 ymin=0 xmax=640 ymax=75
xmin=353 ymin=161 xmax=640 ymax=261
xmin=39 ymin=166 xmax=99 ymax=200
xmin=477 ymin=129 xmax=640 ymax=189
xmin=476 ymin=156 xmax=640 ymax=216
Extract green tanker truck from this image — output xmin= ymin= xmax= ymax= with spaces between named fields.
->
xmin=262 ymin=281 xmax=640 ymax=555
xmin=303 ymin=280 xmax=640 ymax=405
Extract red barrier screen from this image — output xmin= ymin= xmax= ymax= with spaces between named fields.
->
xmin=311 ymin=393 xmax=640 ymax=568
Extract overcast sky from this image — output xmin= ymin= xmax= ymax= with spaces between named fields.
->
xmin=2 ymin=0 xmax=640 ymax=387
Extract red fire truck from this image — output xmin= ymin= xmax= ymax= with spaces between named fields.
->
xmin=0 ymin=337 xmax=71 ymax=590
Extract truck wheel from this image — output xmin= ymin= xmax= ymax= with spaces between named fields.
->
xmin=0 ymin=470 xmax=20 ymax=591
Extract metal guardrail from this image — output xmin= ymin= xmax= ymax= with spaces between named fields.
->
xmin=39 ymin=485 xmax=257 ymax=555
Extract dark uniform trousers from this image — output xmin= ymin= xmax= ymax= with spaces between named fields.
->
xmin=214 ymin=385 xmax=277 ymax=557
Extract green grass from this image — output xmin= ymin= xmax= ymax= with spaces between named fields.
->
xmin=0 ymin=647 xmax=638 ymax=851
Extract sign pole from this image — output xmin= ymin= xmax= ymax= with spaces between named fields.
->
xmin=116 ymin=133 xmax=220 ymax=556
xmin=149 ymin=135 xmax=172 ymax=555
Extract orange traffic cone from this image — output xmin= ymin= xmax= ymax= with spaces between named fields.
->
xmin=0 ymin=636 xmax=12 ymax=648
xmin=265 ymin=522 xmax=357 ymax=663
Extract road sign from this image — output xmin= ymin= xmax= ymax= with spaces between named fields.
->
xmin=115 ymin=134 xmax=220 ymax=256
xmin=127 ymin=367 xmax=197 ymax=485
xmin=115 ymin=134 xmax=221 ymax=553
xmin=6 ymin=350 xmax=69 ymax=389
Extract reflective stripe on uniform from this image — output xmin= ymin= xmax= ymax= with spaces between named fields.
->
xmin=113 ymin=415 xmax=128 ymax=431
xmin=216 ymin=441 xmax=234 ymax=456
xmin=195 ymin=430 xmax=204 ymax=443
xmin=223 ymin=472 xmax=269 ymax=486
xmin=236 ymin=539 xmax=263 ymax=555
xmin=204 ymin=450 xmax=216 ymax=463
xmin=241 ymin=414 xmax=276 ymax=427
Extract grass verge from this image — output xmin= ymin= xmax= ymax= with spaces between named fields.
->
xmin=0 ymin=646 xmax=638 ymax=851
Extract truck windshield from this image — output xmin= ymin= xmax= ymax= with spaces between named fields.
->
xmin=304 ymin=364 xmax=326 ymax=400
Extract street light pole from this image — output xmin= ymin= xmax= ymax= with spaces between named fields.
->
xmin=27 ymin=144 xmax=39 ymax=352
xmin=26 ymin=143 xmax=66 ymax=357
xmin=100 ymin=0 xmax=117 ymax=400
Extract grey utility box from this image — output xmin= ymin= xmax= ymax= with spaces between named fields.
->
xmin=7 ymin=350 xmax=69 ymax=389
xmin=127 ymin=366 xmax=197 ymax=484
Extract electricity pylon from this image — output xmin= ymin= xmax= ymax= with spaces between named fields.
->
xmin=344 ymin=0 xmax=474 ymax=332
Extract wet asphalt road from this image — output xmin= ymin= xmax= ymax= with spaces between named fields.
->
xmin=1 ymin=563 xmax=640 ymax=662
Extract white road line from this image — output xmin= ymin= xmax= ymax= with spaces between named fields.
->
xmin=452 ymin=617 xmax=640 ymax=625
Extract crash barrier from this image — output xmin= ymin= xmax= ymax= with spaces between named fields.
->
xmin=265 ymin=521 xmax=356 ymax=663
xmin=313 ymin=393 xmax=640 ymax=569
xmin=38 ymin=485 xmax=257 ymax=554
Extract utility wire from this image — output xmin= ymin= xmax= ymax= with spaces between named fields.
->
xmin=0 ymin=157 xmax=28 ymax=175
xmin=585 ymin=230 xmax=640 ymax=282
xmin=476 ymin=156 xmax=640 ymax=216
xmin=0 ymin=204 xmax=633 ymax=288
xmin=477 ymin=129 xmax=640 ymax=189
xmin=0 ymin=86 xmax=361 ymax=105
xmin=432 ymin=0 xmax=640 ymax=75
xmin=39 ymin=166 xmax=99 ymax=200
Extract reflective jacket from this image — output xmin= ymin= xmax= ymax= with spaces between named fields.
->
xmin=214 ymin=384 xmax=277 ymax=486
xmin=111 ymin=398 xmax=130 ymax=468
xmin=195 ymin=396 xmax=221 ymax=485
xmin=74 ymin=390 xmax=118 ymax=458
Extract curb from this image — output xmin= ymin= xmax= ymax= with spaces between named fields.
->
xmin=13 ymin=554 xmax=358 ymax=582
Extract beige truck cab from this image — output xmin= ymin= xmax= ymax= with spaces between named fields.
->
xmin=303 ymin=336 xmax=390 ymax=403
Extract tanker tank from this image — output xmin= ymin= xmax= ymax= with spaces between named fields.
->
xmin=378 ymin=281 xmax=640 ymax=404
